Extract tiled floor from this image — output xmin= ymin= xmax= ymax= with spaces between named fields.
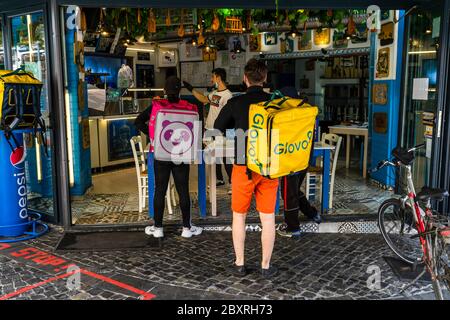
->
xmin=28 ymin=158 xmax=394 ymax=225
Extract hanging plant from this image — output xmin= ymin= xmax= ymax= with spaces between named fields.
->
xmin=298 ymin=10 xmax=309 ymax=25
xmin=333 ymin=10 xmax=346 ymax=32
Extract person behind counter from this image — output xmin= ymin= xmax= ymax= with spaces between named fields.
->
xmin=135 ymin=76 xmax=203 ymax=239
xmin=183 ymin=68 xmax=233 ymax=190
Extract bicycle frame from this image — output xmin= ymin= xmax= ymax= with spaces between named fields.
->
xmin=399 ymin=163 xmax=431 ymax=263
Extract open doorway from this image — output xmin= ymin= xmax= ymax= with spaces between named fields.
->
xmin=62 ymin=7 xmax=400 ymax=226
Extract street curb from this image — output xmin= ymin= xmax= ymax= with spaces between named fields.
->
xmin=66 ymin=216 xmax=381 ymax=235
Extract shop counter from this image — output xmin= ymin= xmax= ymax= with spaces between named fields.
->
xmin=89 ymin=114 xmax=147 ymax=170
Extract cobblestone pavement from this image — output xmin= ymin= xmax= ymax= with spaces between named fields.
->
xmin=0 ymin=226 xmax=447 ymax=300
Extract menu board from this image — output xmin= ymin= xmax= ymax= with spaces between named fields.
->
xmin=180 ymin=61 xmax=214 ymax=87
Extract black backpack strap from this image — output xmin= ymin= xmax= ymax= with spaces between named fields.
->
xmin=3 ymin=127 xmax=19 ymax=152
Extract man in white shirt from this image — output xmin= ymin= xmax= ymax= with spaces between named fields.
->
xmin=183 ymin=68 xmax=233 ymax=187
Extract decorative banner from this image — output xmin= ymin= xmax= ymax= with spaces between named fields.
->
xmin=264 ymin=32 xmax=278 ymax=46
xmin=313 ymin=28 xmax=331 ymax=46
xmin=376 ymin=47 xmax=390 ymax=78
xmin=298 ymin=30 xmax=312 ymax=51
xmin=379 ymin=22 xmax=394 ymax=46
xmin=249 ymin=34 xmax=261 ymax=52
xmin=372 ymin=83 xmax=388 ymax=105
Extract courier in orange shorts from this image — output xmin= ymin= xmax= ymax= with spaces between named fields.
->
xmin=214 ymin=58 xmax=278 ymax=278
xmin=231 ymin=165 xmax=279 ymax=214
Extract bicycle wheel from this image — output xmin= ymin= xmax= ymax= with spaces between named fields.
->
xmin=378 ymin=198 xmax=422 ymax=264
xmin=433 ymin=229 xmax=450 ymax=299
xmin=428 ymin=231 xmax=446 ymax=300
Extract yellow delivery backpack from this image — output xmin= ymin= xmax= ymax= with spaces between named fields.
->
xmin=0 ymin=68 xmax=46 ymax=151
xmin=247 ymin=91 xmax=318 ymax=179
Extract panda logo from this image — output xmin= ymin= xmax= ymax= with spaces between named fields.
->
xmin=159 ymin=120 xmax=194 ymax=156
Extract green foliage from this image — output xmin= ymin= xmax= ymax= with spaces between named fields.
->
xmin=98 ymin=8 xmax=367 ymax=41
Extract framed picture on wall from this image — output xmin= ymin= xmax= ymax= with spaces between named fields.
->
xmin=376 ymin=47 xmax=390 ymax=78
xmin=249 ymin=34 xmax=261 ymax=52
xmin=158 ymin=48 xmax=177 ymax=67
xmin=280 ymin=38 xmax=294 ymax=53
xmin=137 ymin=52 xmax=151 ymax=61
xmin=264 ymin=32 xmax=278 ymax=46
xmin=372 ymin=83 xmax=388 ymax=105
xmin=381 ymin=10 xmax=391 ymax=22
xmin=373 ymin=112 xmax=388 ymax=134
xmin=379 ymin=22 xmax=394 ymax=46
xmin=298 ymin=30 xmax=312 ymax=50
xmin=333 ymin=30 xmax=348 ymax=48
xmin=95 ymin=35 xmax=114 ymax=53
xmin=313 ymin=28 xmax=331 ymax=46
xmin=215 ymin=35 xmax=229 ymax=51
xmin=107 ymin=119 xmax=140 ymax=161
xmin=351 ymin=23 xmax=368 ymax=44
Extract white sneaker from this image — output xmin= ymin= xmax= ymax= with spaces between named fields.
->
xmin=181 ymin=225 xmax=203 ymax=238
xmin=145 ymin=226 xmax=164 ymax=238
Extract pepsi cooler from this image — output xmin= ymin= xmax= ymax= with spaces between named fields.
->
xmin=0 ymin=131 xmax=28 ymax=236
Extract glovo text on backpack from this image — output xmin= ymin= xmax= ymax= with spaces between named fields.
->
xmin=247 ymin=91 xmax=318 ymax=179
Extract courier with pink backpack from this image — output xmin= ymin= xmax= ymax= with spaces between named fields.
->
xmin=148 ymin=98 xmax=201 ymax=163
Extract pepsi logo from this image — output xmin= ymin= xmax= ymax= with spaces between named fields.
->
xmin=10 ymin=146 xmax=26 ymax=169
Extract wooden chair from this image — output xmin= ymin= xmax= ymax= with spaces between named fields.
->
xmin=305 ymin=133 xmax=342 ymax=209
xmin=130 ymin=136 xmax=175 ymax=214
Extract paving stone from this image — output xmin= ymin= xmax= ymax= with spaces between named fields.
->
xmin=0 ymin=228 xmax=446 ymax=300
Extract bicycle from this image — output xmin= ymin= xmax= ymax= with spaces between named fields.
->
xmin=372 ymin=144 xmax=450 ymax=300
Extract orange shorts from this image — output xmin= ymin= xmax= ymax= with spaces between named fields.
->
xmin=231 ymin=165 xmax=279 ymax=214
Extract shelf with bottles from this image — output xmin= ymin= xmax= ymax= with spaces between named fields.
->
xmin=322 ymin=55 xmax=369 ymax=79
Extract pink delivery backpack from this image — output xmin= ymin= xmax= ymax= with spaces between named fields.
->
xmin=148 ymin=99 xmax=201 ymax=163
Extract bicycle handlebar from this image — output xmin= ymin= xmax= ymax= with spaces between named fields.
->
xmin=370 ymin=160 xmax=396 ymax=173
xmin=407 ymin=143 xmax=425 ymax=153
xmin=370 ymin=143 xmax=425 ymax=173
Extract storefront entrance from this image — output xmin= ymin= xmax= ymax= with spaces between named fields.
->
xmin=57 ymin=5 xmax=400 ymax=228
xmin=2 ymin=1 xmax=449 ymax=228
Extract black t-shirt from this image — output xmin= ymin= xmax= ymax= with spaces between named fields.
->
xmin=214 ymin=86 xmax=270 ymax=166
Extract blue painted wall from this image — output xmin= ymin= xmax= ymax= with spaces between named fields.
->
xmin=65 ymin=23 xmax=92 ymax=196
xmin=369 ymin=11 xmax=405 ymax=188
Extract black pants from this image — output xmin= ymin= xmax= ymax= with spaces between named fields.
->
xmin=153 ymin=160 xmax=191 ymax=228
xmin=281 ymin=170 xmax=318 ymax=232
xmin=216 ymin=157 xmax=233 ymax=184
